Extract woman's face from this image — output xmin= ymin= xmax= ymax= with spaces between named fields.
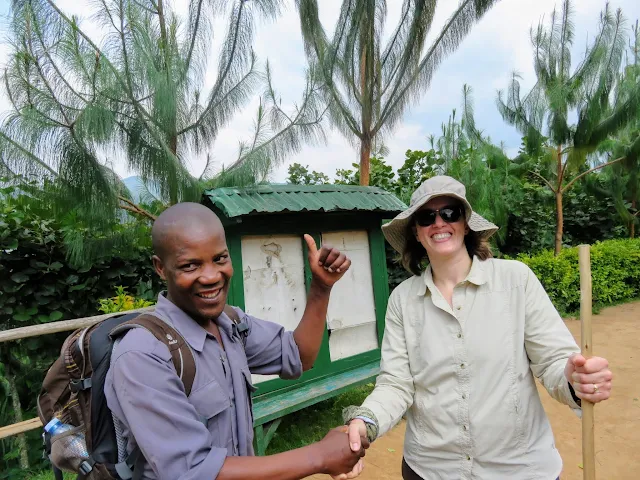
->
xmin=414 ymin=196 xmax=468 ymax=260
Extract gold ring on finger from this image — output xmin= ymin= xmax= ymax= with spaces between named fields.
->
xmin=593 ymin=384 xmax=599 ymax=394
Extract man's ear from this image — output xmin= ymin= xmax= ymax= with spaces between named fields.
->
xmin=152 ymin=255 xmax=167 ymax=281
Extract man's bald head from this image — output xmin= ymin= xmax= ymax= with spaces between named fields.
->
xmin=152 ymin=202 xmax=224 ymax=260
xmin=151 ymin=202 xmax=233 ymax=324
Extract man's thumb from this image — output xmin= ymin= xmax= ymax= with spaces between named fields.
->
xmin=304 ymin=234 xmax=318 ymax=256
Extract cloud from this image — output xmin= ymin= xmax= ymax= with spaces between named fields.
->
xmin=1 ymin=0 xmax=639 ymax=183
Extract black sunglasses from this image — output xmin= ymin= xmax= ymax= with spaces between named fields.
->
xmin=414 ymin=205 xmax=464 ymax=227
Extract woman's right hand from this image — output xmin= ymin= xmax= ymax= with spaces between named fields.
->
xmin=347 ymin=419 xmax=368 ymax=451
xmin=330 ymin=420 xmax=369 ymax=480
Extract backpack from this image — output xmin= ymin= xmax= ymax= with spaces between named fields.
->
xmin=37 ymin=305 xmax=245 ymax=480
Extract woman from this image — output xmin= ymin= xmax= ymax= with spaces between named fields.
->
xmin=340 ymin=176 xmax=613 ymax=480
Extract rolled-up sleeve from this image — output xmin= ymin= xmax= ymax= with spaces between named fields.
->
xmin=106 ymin=330 xmax=227 ymax=480
xmin=523 ymin=265 xmax=581 ymax=411
xmin=241 ymin=313 xmax=303 ymax=380
xmin=361 ymin=285 xmax=415 ymax=438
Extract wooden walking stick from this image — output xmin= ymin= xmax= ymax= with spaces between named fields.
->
xmin=578 ymin=244 xmax=596 ymax=480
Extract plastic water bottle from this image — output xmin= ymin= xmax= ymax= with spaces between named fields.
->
xmin=44 ymin=417 xmax=89 ymax=460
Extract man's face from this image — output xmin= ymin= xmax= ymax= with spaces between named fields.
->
xmin=153 ymin=224 xmax=233 ymax=322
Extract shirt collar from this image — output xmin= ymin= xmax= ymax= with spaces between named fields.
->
xmin=154 ymin=292 xmax=237 ymax=353
xmin=465 ymin=255 xmax=488 ymax=286
xmin=415 ymin=255 xmax=487 ymax=297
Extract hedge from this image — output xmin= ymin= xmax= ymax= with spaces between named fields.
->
xmin=515 ymin=238 xmax=640 ymax=315
xmin=0 ymin=202 xmax=162 ymax=478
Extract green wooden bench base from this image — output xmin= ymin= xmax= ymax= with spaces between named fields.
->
xmin=251 ymin=360 xmax=380 ymax=455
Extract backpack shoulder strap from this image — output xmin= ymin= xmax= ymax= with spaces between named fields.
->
xmin=223 ymin=304 xmax=240 ymax=323
xmin=110 ymin=314 xmax=196 ymax=396
xmin=223 ymin=305 xmax=249 ymax=343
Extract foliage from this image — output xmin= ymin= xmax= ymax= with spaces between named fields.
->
xmin=284 ymin=142 xmax=627 ymax=289
xmin=334 ymin=156 xmax=396 ymax=192
xmin=496 ymin=0 xmax=640 ymax=254
xmin=598 ymin=21 xmax=640 ymax=237
xmin=0 ymin=0 xmax=327 ymax=264
xmin=515 ymin=238 xmax=640 ymax=315
xmin=394 ymin=149 xmax=439 ymax=204
xmin=25 ymin=472 xmax=74 ymax=480
xmin=500 ymin=181 xmax=557 ymax=255
xmin=295 ymin=0 xmax=500 ymax=185
xmin=501 ymin=179 xmax=627 ymax=255
xmin=285 ymin=163 xmax=330 ymax=185
xmin=97 ymin=286 xmax=155 ymax=314
xmin=0 ymin=198 xmax=160 ymax=477
xmin=1 ymin=178 xmax=154 ymax=268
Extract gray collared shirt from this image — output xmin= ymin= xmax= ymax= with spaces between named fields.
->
xmin=104 ymin=293 xmax=303 ymax=480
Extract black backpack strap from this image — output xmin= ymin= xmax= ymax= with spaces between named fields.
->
xmin=109 ymin=315 xmax=196 ymax=396
xmin=224 ymin=305 xmax=249 ymax=344
xmin=114 ymin=445 xmax=144 ymax=480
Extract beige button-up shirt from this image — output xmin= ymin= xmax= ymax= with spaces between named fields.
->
xmin=362 ymin=256 xmax=581 ymax=480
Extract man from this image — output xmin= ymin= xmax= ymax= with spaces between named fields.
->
xmin=105 ymin=202 xmax=368 ymax=480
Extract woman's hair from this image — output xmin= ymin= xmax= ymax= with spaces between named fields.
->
xmin=401 ymin=205 xmax=493 ymax=276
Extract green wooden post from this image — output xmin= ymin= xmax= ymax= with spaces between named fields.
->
xmin=368 ymin=225 xmax=391 ymax=346
xmin=253 ymin=424 xmax=265 ymax=456
xmin=227 ymin=234 xmax=245 ymax=310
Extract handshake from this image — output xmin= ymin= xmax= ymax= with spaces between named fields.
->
xmin=313 ymin=419 xmax=369 ymax=479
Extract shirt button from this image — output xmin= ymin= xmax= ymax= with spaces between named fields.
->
xmin=457 ymin=332 xmax=462 ymax=338
xmin=460 ymin=363 xmax=465 ymax=369
xmin=462 ymin=394 xmax=466 ymax=399
xmin=457 ymin=306 xmax=462 ymax=310
xmin=463 ymin=425 xmax=468 ymax=430
xmin=467 ymin=455 xmax=471 ymax=461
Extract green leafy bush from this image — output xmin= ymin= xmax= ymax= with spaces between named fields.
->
xmin=0 ymin=201 xmax=161 ymax=478
xmin=515 ymin=239 xmax=640 ymax=315
xmin=98 ymin=285 xmax=155 ymax=313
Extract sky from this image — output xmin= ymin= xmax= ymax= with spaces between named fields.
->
xmin=0 ymin=0 xmax=639 ymax=183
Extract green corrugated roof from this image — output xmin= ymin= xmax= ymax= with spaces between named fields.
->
xmin=202 ymin=184 xmax=407 ymax=219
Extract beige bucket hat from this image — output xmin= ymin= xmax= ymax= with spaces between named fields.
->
xmin=382 ymin=175 xmax=499 ymax=255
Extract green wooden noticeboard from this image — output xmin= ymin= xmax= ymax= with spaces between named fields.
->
xmin=201 ymin=184 xmax=407 ymax=400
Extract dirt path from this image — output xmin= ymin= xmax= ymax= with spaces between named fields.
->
xmin=306 ymin=300 xmax=640 ymax=480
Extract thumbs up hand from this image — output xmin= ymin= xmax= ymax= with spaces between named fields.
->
xmin=304 ymin=234 xmax=352 ymax=289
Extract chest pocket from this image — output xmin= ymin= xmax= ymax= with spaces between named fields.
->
xmin=189 ymin=378 xmax=230 ymax=436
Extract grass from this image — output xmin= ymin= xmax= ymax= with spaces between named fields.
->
xmin=265 ymin=383 xmax=375 ymax=454
xmin=29 ymin=384 xmax=375 ymax=479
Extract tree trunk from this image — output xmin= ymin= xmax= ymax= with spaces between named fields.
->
xmin=555 ymin=190 xmax=564 ymax=255
xmin=170 ymin=134 xmax=177 ymax=156
xmin=359 ymin=138 xmax=371 ymax=186
xmin=169 ymin=134 xmax=178 ymax=204
xmin=554 ymin=144 xmax=564 ymax=256
xmin=6 ymin=370 xmax=30 ymax=469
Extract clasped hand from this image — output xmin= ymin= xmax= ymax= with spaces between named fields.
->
xmin=316 ymin=426 xmax=368 ymax=478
